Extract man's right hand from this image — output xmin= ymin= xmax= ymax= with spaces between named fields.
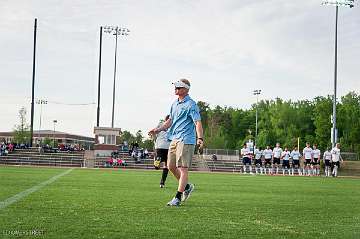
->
xmin=148 ymin=128 xmax=157 ymax=137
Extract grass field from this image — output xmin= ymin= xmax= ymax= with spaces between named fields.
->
xmin=0 ymin=166 xmax=359 ymax=239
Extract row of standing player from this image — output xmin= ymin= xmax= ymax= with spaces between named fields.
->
xmin=241 ymin=142 xmax=343 ymax=177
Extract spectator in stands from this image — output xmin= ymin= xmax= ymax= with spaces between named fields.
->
xmin=144 ymin=148 xmax=149 ymax=158
xmin=8 ymin=143 xmax=14 ymax=152
xmin=211 ymin=154 xmax=218 ymax=161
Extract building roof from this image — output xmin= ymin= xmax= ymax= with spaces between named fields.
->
xmin=0 ymin=130 xmax=94 ymax=142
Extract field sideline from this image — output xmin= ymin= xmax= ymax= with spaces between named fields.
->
xmin=0 ymin=166 xmax=359 ymax=239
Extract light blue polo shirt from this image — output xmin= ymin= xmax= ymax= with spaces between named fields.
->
xmin=167 ymin=95 xmax=201 ymax=145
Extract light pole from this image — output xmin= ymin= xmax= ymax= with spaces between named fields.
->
xmin=96 ymin=26 xmax=103 ymax=127
xmin=322 ymin=0 xmax=354 ymax=147
xmin=36 ymin=99 xmax=47 ymax=145
xmin=53 ymin=119 xmax=57 ymax=148
xmin=253 ymin=89 xmax=261 ymax=147
xmin=102 ymin=26 xmax=130 ymax=128
xmin=30 ymin=18 xmax=38 ymax=147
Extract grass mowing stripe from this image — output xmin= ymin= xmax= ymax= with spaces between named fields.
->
xmin=0 ymin=168 xmax=73 ymax=210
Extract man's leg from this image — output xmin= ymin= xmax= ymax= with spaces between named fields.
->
xmin=178 ymin=167 xmax=188 ymax=192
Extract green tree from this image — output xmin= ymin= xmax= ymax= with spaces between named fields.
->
xmin=13 ymin=107 xmax=30 ymax=144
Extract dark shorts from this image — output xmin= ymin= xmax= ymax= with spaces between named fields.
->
xmin=331 ymin=161 xmax=340 ymax=167
xmin=243 ymin=157 xmax=251 ymax=165
xmin=305 ymin=159 xmax=311 ymax=165
xmin=155 ymin=148 xmax=168 ymax=164
xmin=273 ymin=157 xmax=280 ymax=165
xmin=265 ymin=158 xmax=272 ymax=166
xmin=311 ymin=158 xmax=319 ymax=165
xmin=292 ymin=160 xmax=300 ymax=167
xmin=325 ymin=160 xmax=331 ymax=166
xmin=282 ymin=160 xmax=290 ymax=168
xmin=255 ymin=159 xmax=262 ymax=166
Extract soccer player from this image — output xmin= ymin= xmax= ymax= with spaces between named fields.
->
xmin=323 ymin=148 xmax=332 ymax=177
xmin=241 ymin=143 xmax=252 ymax=174
xmin=148 ymin=79 xmax=204 ymax=206
xmin=262 ymin=145 xmax=273 ymax=174
xmin=331 ymin=143 xmax=342 ymax=177
xmin=290 ymin=146 xmax=301 ymax=176
xmin=281 ymin=147 xmax=291 ymax=175
xmin=312 ymin=144 xmax=321 ymax=176
xmin=272 ymin=143 xmax=283 ymax=175
xmin=302 ymin=142 xmax=313 ymax=176
xmin=152 ymin=115 xmax=171 ymax=188
xmin=254 ymin=146 xmax=263 ymax=174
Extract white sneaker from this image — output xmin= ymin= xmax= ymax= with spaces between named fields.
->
xmin=167 ymin=197 xmax=181 ymax=206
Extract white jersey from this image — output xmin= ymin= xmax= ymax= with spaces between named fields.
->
xmin=254 ymin=149 xmax=263 ymax=160
xmin=241 ymin=147 xmax=251 ymax=158
xmin=273 ymin=147 xmax=283 ymax=158
xmin=323 ymin=151 xmax=332 ymax=161
xmin=331 ymin=147 xmax=341 ymax=162
xmin=154 ymin=123 xmax=170 ymax=149
xmin=281 ymin=151 xmax=291 ymax=161
xmin=290 ymin=150 xmax=301 ymax=160
xmin=263 ymin=149 xmax=273 ymax=159
xmin=303 ymin=147 xmax=313 ymax=159
xmin=312 ymin=149 xmax=321 ymax=159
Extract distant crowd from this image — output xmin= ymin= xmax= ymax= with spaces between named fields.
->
xmin=0 ymin=142 xmax=15 ymax=156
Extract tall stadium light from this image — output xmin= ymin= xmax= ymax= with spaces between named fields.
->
xmin=30 ymin=18 xmax=38 ymax=147
xmin=36 ymin=99 xmax=47 ymax=145
xmin=101 ymin=25 xmax=130 ymax=128
xmin=96 ymin=26 xmax=103 ymax=128
xmin=322 ymin=0 xmax=355 ymax=147
xmin=253 ymin=89 xmax=261 ymax=147
xmin=53 ymin=119 xmax=57 ymax=148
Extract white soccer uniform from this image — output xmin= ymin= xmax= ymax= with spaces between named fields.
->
xmin=323 ymin=150 xmax=332 ymax=176
xmin=281 ymin=151 xmax=290 ymax=161
xmin=323 ymin=151 xmax=332 ymax=161
xmin=303 ymin=147 xmax=313 ymax=159
xmin=263 ymin=149 xmax=273 ymax=159
xmin=290 ymin=150 xmax=301 ymax=160
xmin=241 ymin=147 xmax=251 ymax=158
xmin=273 ymin=147 xmax=283 ymax=158
xmin=155 ymin=130 xmax=170 ymax=149
xmin=254 ymin=149 xmax=262 ymax=160
xmin=331 ymin=147 xmax=341 ymax=162
xmin=312 ymin=149 xmax=321 ymax=159
xmin=331 ymin=147 xmax=341 ymax=177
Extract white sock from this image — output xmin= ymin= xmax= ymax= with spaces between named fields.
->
xmin=249 ymin=166 xmax=253 ymax=173
xmin=334 ymin=166 xmax=338 ymax=176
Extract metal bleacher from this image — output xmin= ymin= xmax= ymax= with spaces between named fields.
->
xmin=0 ymin=148 xmax=85 ymax=167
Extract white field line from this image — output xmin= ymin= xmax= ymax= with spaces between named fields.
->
xmin=0 ymin=168 xmax=74 ymax=210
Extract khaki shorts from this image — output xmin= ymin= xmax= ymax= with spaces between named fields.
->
xmin=168 ymin=139 xmax=195 ymax=168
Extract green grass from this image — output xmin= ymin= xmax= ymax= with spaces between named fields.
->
xmin=0 ymin=166 xmax=359 ymax=239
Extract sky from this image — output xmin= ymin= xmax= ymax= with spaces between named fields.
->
xmin=0 ymin=0 xmax=359 ymax=138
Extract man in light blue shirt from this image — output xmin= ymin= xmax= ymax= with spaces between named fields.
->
xmin=149 ymin=79 xmax=204 ymax=206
